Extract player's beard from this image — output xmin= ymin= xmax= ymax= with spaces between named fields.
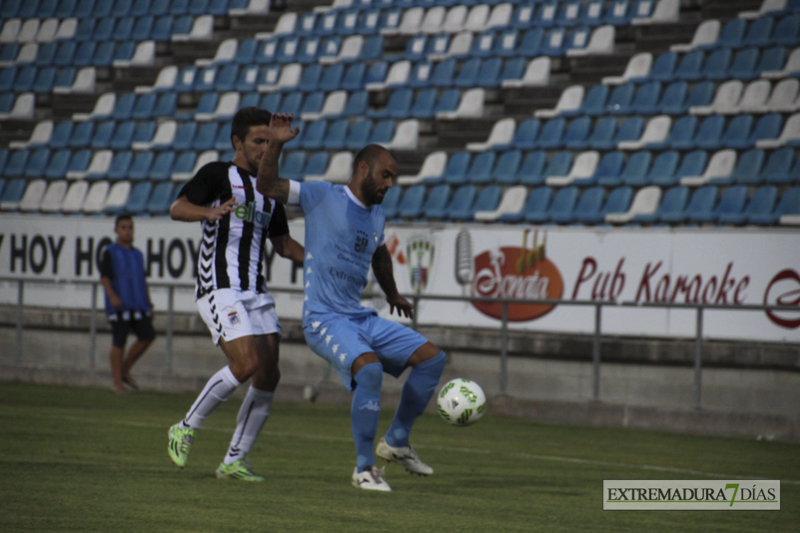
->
xmin=361 ymin=170 xmax=388 ymax=205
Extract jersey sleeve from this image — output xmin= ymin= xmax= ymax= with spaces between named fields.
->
xmin=298 ymin=181 xmax=332 ymax=213
xmin=267 ymin=201 xmax=289 ymax=239
xmin=179 ymin=162 xmax=228 ymax=206
xmin=99 ymin=249 xmax=114 ymax=279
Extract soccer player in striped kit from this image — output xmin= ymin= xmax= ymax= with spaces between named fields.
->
xmin=166 ymin=107 xmax=304 ymax=481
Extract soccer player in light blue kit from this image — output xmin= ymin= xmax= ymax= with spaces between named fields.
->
xmin=257 ymin=114 xmax=446 ymax=491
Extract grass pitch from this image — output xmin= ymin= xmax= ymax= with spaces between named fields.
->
xmin=0 ymin=383 xmax=797 ymax=532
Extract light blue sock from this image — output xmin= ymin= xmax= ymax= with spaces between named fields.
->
xmin=385 ymin=352 xmax=446 ymax=448
xmin=351 ymin=363 xmax=383 ymax=473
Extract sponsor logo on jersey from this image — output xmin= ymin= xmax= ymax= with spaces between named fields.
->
xmin=234 ymin=201 xmax=271 ymax=227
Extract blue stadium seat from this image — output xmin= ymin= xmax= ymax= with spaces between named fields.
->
xmin=32 ymin=67 xmax=57 ymax=94
xmin=319 ymin=64 xmax=345 ymax=93
xmin=568 ymin=186 xmax=605 ymax=224
xmin=714 ymin=148 xmax=765 ymax=185
xmin=24 ymin=148 xmax=50 ymax=179
xmin=107 ymin=151 xmax=134 ymax=181
xmin=674 ymin=50 xmax=704 ymax=81
xmin=48 ymin=122 xmax=74 ymax=150
xmin=579 ymin=186 xmax=625 ymax=224
xmin=427 ymin=151 xmax=469 ymax=185
xmin=345 ymin=120 xmax=371 ymax=150
xmin=492 ymin=150 xmax=523 ymax=185
xmin=301 ymin=121 xmax=326 ymax=151
xmin=69 ymin=122 xmax=94 ymax=149
xmin=647 ymin=150 xmax=682 ymax=186
xmin=541 ymin=151 xmax=574 ymax=182
xmin=45 ymin=149 xmax=71 ymax=179
xmin=545 ymin=186 xmax=581 ymax=224
xmin=648 ymin=51 xmax=678 ymax=82
xmin=189 ymin=0 xmax=213 ymax=16
xmin=534 ymin=118 xmax=566 ymax=150
xmin=577 ymin=151 xmax=624 ymax=186
xmin=655 ymin=81 xmax=687 ymax=115
xmin=131 ymin=0 xmax=151 ymax=17
xmin=114 ymin=17 xmax=135 ymax=41
xmin=12 ymin=66 xmax=36 ymax=93
xmin=169 ymin=151 xmax=196 ymax=179
xmin=128 ymin=152 xmax=155 ymax=181
xmin=302 ymin=152 xmax=330 ymax=180
xmin=419 ymin=184 xmax=451 ymax=220
xmin=364 ymin=60 xmax=388 ymax=87
xmin=742 ymin=16 xmax=775 ymax=49
xmin=146 ymin=182 xmax=174 ymax=214
xmin=601 ymin=150 xmax=652 ymax=187
xmin=762 ymin=147 xmax=798 ymax=184
xmin=432 ymin=89 xmax=460 ymax=117
xmin=93 ymin=17 xmax=116 ymax=42
xmin=397 ymin=184 xmax=426 ymax=218
xmin=369 ymin=88 xmax=412 ymax=119
xmin=720 ymin=185 xmax=778 ymax=225
xmin=255 ymin=38 xmax=279 ymax=64
xmin=692 ymin=115 xmax=727 ymax=150
xmin=358 ymin=35 xmax=384 ymax=62
xmin=66 ymin=149 xmax=92 ymax=177
xmin=499 ymin=57 xmax=527 ymax=86
xmin=512 ymin=3 xmax=537 ymax=29
xmin=562 ymin=117 xmax=592 ymax=149
xmin=36 ymin=43 xmax=57 ymax=67
xmin=750 ymin=186 xmax=800 ymax=224
xmin=715 ymin=18 xmax=747 ymax=49
xmin=110 ymin=121 xmax=137 ymax=150
xmin=298 ymin=64 xmax=322 ymax=92
xmin=281 ymin=93 xmax=304 ymax=116
xmin=403 ymin=35 xmax=428 ymax=61
xmin=564 ymin=85 xmax=608 ymax=117
xmin=631 ymin=81 xmax=662 ymax=115
xmin=300 ymin=91 xmax=325 ymax=116
xmin=718 ymin=114 xmax=754 ymax=150
xmin=73 ymin=42 xmax=97 ymax=68
xmin=172 ymin=123 xmax=198 ymax=152
xmin=235 ymin=66 xmax=259 ymax=92
xmin=409 ymin=89 xmax=437 ymax=119
xmin=172 ymin=16 xmax=194 ymax=36
xmin=0 ymin=179 xmax=26 ymax=207
xmin=652 ymin=115 xmax=696 ymax=151
xmin=475 ymin=58 xmax=504 ymax=89
xmin=692 ymin=185 xmax=747 ymax=223
xmin=339 ymin=90 xmax=368 ymax=117
xmin=540 ymin=28 xmax=568 ymax=57
xmin=381 ymin=185 xmax=401 ymax=219
xmin=466 ymin=152 xmax=497 ymax=185
xmin=322 ymin=120 xmax=349 ymax=151
xmin=756 ymin=46 xmax=788 ymax=78
xmin=517 ymin=28 xmax=545 ymax=57
xmin=774 ymin=14 xmax=800 ymax=46
xmin=606 ymin=83 xmax=635 ymax=115
xmin=359 ymin=9 xmax=383 ymax=36
xmin=636 ymin=186 xmax=689 ymax=224
xmin=513 ymin=151 xmax=546 ymax=186
xmin=453 ymin=185 xmax=501 ymax=221
xmin=500 ymin=186 xmax=551 ymax=223
xmin=124 ymin=182 xmax=153 ymax=215
xmin=90 ymin=121 xmax=115 ymax=150
xmin=661 ymin=185 xmax=717 ymax=224
xmin=368 ymin=119 xmax=394 ymax=145
xmin=280 ymin=151 xmax=306 ymax=182
xmin=341 ymin=62 xmax=366 ymax=92
xmin=728 ymin=47 xmax=760 ymax=80
xmin=583 ymin=117 xmax=617 ymax=150
xmin=131 ymin=16 xmax=154 ymax=41
xmin=701 ymin=48 xmax=733 ymax=81
xmin=151 ymin=16 xmax=174 ymax=41
xmin=0 ymin=0 xmax=20 ymax=18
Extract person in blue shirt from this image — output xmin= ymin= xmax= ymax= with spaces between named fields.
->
xmin=99 ymin=214 xmax=155 ymax=394
xmin=255 ymin=114 xmax=446 ymax=492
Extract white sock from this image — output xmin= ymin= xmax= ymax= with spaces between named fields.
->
xmin=183 ymin=367 xmax=240 ymax=429
xmin=223 ymin=387 xmax=274 ymax=465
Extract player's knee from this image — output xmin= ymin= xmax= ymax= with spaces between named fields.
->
xmin=353 ymin=362 xmax=383 ymax=395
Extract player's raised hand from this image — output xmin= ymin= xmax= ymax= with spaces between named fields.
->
xmin=387 ymin=293 xmax=414 ymax=319
xmin=208 ymin=197 xmax=237 ymax=221
xmin=267 ymin=113 xmax=300 ymax=144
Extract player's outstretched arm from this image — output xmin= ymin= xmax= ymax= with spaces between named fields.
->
xmin=270 ymin=234 xmax=305 ymax=264
xmin=170 ymin=195 xmax=237 ymax=222
xmin=256 ymin=113 xmax=300 ymax=204
xmin=372 ymin=245 xmax=413 ymax=319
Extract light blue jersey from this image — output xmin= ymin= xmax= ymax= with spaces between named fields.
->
xmin=293 ymin=181 xmax=385 ymax=322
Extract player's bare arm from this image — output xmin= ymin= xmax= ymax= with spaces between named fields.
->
xmin=256 ymin=113 xmax=300 ymax=203
xmin=270 ymin=234 xmax=305 ymax=264
xmin=100 ymin=277 xmax=122 ymax=309
xmin=169 ymin=195 xmax=237 ymax=222
xmin=372 ymin=244 xmax=413 ymax=319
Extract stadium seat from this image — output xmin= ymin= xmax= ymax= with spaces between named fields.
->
xmin=752 ymin=186 xmax=800 ymax=225
xmin=712 ymin=148 xmax=765 ymax=185
xmin=636 ymin=185 xmax=689 ymax=224
xmin=146 ymin=182 xmax=174 ymax=214
xmin=398 ymin=151 xmax=447 ymax=186
xmin=762 ymin=147 xmax=799 ymax=183
xmin=516 ymin=151 xmax=548 ymax=186
xmin=565 ymin=186 xmax=605 ymax=225
xmin=491 ymin=150 xmax=523 ymax=185
xmin=305 ymin=151 xmax=352 ymax=183
xmin=720 ymin=185 xmax=779 ymax=225
xmin=538 ymin=186 xmax=580 ymax=224
xmin=619 ymin=115 xmax=671 ymax=150
xmin=396 ymin=184 xmax=426 ymax=218
xmin=467 ymin=118 xmax=515 ymax=152
xmin=606 ymin=185 xmax=661 ymax=224
xmin=671 ymin=19 xmax=720 ymax=53
xmin=464 ymin=152 xmax=496 ymax=185
xmin=500 ymin=186 xmax=551 ymax=223
xmin=39 ymin=180 xmax=69 ymax=213
xmin=60 ymin=180 xmax=89 ymax=213
xmin=474 ymin=185 xmax=527 ymax=222
xmin=536 ymin=85 xmax=585 ymax=118
xmin=18 ymin=179 xmax=48 ymax=212
xmin=587 ymin=184 xmax=631 ymax=226
xmin=690 ymin=185 xmax=747 ymax=223
xmin=451 ymin=185 xmax=500 ymax=221
xmin=661 ymin=185 xmax=717 ymax=224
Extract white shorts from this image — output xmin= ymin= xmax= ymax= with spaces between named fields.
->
xmin=196 ymin=289 xmax=282 ymax=345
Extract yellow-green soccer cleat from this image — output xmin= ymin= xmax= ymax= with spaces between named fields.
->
xmin=215 ymin=459 xmax=265 ymax=482
xmin=168 ymin=423 xmax=195 ymax=468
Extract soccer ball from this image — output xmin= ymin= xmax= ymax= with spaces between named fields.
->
xmin=437 ymin=378 xmax=486 ymax=426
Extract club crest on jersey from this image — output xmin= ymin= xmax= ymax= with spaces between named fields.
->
xmin=234 ymin=201 xmax=271 ymax=227
xmin=228 ymin=311 xmax=241 ymax=327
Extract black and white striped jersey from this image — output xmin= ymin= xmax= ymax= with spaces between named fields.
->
xmin=179 ymin=161 xmax=289 ymax=299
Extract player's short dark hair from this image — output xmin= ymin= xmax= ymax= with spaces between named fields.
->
xmin=353 ymin=144 xmax=391 ymax=174
xmin=230 ymin=107 xmax=272 ymax=147
xmin=115 ymin=213 xmax=133 ymax=228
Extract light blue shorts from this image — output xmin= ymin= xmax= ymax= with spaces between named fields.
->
xmin=303 ymin=313 xmax=428 ymax=391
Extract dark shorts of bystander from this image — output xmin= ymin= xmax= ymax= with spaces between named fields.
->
xmin=110 ymin=316 xmax=156 ymax=348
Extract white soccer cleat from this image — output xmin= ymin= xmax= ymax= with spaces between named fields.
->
xmin=351 ymin=466 xmax=392 ymax=491
xmin=376 ymin=438 xmax=433 ymax=476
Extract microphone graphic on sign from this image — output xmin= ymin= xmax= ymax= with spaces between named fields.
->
xmin=455 ymin=229 xmax=473 ymax=296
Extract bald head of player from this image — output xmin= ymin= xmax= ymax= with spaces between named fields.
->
xmin=231 ymin=107 xmax=273 ymax=176
xmin=349 ymin=144 xmax=398 ymax=207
